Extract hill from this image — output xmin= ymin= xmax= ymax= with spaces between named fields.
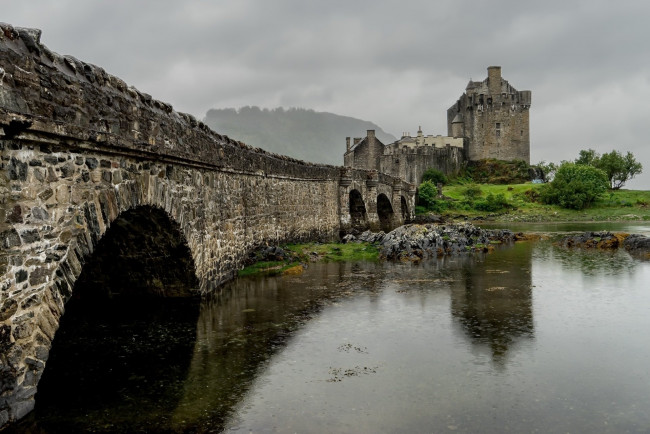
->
xmin=203 ymin=106 xmax=397 ymax=165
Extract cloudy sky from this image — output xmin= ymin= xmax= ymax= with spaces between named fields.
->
xmin=4 ymin=0 xmax=650 ymax=187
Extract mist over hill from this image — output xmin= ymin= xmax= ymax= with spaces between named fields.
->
xmin=203 ymin=106 xmax=397 ymax=165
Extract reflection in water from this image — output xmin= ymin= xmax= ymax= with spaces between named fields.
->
xmin=170 ymin=262 xmax=386 ymax=431
xmin=22 ymin=296 xmax=200 ymax=433
xmin=15 ymin=241 xmax=650 ymax=433
xmin=533 ymin=239 xmax=638 ymax=276
xmin=449 ymin=243 xmax=534 ymax=366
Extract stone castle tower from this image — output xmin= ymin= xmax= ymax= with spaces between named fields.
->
xmin=447 ymin=66 xmax=531 ymax=163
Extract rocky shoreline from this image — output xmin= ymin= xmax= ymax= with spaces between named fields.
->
xmin=344 ymin=223 xmax=525 ymax=261
xmin=556 ymin=231 xmax=650 ymax=258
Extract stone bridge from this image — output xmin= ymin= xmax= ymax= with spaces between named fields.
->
xmin=0 ymin=24 xmax=414 ymax=427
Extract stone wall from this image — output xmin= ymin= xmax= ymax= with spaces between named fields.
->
xmin=0 ymin=24 xmax=414 ymax=428
xmin=379 ymin=145 xmax=465 ymax=185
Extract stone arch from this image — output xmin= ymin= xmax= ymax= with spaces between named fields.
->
xmin=27 ymin=204 xmax=200 ymax=422
xmin=349 ymin=189 xmax=368 ymax=232
xmin=401 ymin=196 xmax=410 ymax=223
xmin=72 ymin=205 xmax=199 ymax=299
xmin=377 ymin=193 xmax=394 ymax=233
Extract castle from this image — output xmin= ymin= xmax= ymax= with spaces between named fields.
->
xmin=344 ymin=66 xmax=531 ymax=184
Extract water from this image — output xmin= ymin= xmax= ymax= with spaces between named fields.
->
xmin=13 ymin=239 xmax=650 ymax=433
xmin=477 ymin=220 xmax=650 ymax=236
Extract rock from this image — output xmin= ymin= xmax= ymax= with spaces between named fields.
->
xmin=412 ymin=214 xmax=446 ymax=224
xmin=556 ymin=231 xmax=625 ymax=249
xmin=361 ymin=223 xmax=514 ymax=261
xmin=342 ymin=234 xmax=356 ymax=243
xmin=623 ymin=234 xmax=650 ymax=258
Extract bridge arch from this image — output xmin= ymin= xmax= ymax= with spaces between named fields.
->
xmin=349 ymin=189 xmax=368 ymax=232
xmin=72 ymin=205 xmax=199 ymax=299
xmin=17 ymin=202 xmax=201 ymax=419
xmin=377 ymin=193 xmax=394 ymax=233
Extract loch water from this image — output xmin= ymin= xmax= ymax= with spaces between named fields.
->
xmin=12 ymin=229 xmax=650 ymax=433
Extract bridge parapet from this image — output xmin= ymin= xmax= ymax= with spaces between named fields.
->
xmin=0 ymin=23 xmax=338 ymax=180
xmin=0 ymin=24 xmax=414 ymax=429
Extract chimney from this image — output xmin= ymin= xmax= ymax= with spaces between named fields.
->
xmin=346 ymin=137 xmax=351 ymax=152
xmin=367 ymin=129 xmax=376 ymax=140
xmin=487 ymin=66 xmax=501 ymax=96
xmin=354 ymin=137 xmax=361 ymax=146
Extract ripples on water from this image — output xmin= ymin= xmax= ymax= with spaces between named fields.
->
xmin=14 ymin=239 xmax=650 ymax=433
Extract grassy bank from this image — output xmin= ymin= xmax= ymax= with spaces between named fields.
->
xmin=435 ymin=184 xmax=650 ymax=222
xmin=238 ymin=242 xmax=379 ymax=277
xmin=285 ymin=242 xmax=379 ymax=262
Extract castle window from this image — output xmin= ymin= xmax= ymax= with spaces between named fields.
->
xmin=496 ymin=123 xmax=501 ymax=138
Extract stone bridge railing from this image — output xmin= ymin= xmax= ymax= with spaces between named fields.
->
xmin=0 ymin=24 xmax=414 ymax=427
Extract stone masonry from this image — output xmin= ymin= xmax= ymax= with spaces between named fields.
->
xmin=0 ymin=24 xmax=414 ymax=428
xmin=447 ymin=66 xmax=531 ymax=163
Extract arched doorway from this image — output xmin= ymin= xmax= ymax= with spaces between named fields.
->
xmin=377 ymin=194 xmax=394 ymax=233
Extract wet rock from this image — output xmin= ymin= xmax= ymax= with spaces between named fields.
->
xmin=556 ymin=231 xmax=626 ymax=249
xmin=356 ymin=231 xmax=386 ymax=244
xmin=363 ymin=223 xmax=515 ymax=261
xmin=412 ymin=214 xmax=446 ymax=224
xmin=245 ymin=246 xmax=296 ymax=265
xmin=623 ymin=234 xmax=650 ymax=258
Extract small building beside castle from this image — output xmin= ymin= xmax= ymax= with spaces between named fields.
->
xmin=344 ymin=66 xmax=531 ymax=185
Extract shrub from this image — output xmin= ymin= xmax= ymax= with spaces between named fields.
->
xmin=418 ymin=180 xmax=451 ymax=213
xmin=474 ymin=193 xmax=511 ymax=212
xmin=421 ymin=168 xmax=448 ymax=186
xmin=523 ymin=188 xmax=540 ymax=203
xmin=462 ymin=184 xmax=483 ymax=199
xmin=417 ymin=181 xmax=438 ymax=208
xmin=540 ymin=162 xmax=608 ymax=210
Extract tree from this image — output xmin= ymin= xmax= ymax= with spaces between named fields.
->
xmin=597 ymin=150 xmax=643 ymax=189
xmin=575 ymin=149 xmax=600 ymax=166
xmin=540 ymin=162 xmax=609 ymax=209
xmin=574 ymin=148 xmax=643 ymax=189
xmin=421 ymin=168 xmax=448 ymax=186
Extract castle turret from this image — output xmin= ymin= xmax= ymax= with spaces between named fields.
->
xmin=487 ymin=66 xmax=501 ymax=95
xmin=447 ymin=66 xmax=530 ymax=163
xmin=451 ymin=114 xmax=464 ymax=138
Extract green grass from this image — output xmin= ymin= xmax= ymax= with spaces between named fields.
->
xmin=285 ymin=242 xmax=379 ymax=262
xmin=238 ymin=261 xmax=301 ymax=277
xmin=432 ymin=183 xmax=650 ymax=222
xmin=239 ymin=242 xmax=379 ymax=277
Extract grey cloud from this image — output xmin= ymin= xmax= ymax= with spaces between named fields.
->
xmin=4 ymin=0 xmax=650 ymax=187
